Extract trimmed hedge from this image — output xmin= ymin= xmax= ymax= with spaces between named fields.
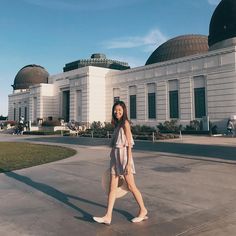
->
xmin=23 ymin=130 xmax=62 ymax=135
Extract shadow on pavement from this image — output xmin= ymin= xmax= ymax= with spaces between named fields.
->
xmin=133 ymin=141 xmax=236 ymax=162
xmin=2 ymin=170 xmax=133 ymax=222
xmin=24 ymin=136 xmax=236 ymax=162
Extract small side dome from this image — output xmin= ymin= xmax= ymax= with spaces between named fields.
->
xmin=208 ymin=0 xmax=236 ymax=49
xmin=12 ymin=64 xmax=49 ymax=90
xmin=145 ymin=34 xmax=209 ymax=65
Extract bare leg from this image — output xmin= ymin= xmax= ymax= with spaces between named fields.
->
xmin=94 ymin=174 xmax=119 ymax=223
xmin=124 ymin=173 xmax=147 ymax=217
xmin=104 ymin=174 xmax=119 ymax=220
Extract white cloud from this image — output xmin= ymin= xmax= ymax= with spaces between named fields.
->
xmin=103 ymin=29 xmax=168 ymax=52
xmin=207 ymin=0 xmax=221 ymax=5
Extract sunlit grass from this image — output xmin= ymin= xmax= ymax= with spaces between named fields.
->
xmin=0 ymin=142 xmax=76 ymax=172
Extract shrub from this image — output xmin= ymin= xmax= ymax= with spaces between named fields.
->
xmin=131 ymin=125 xmax=156 ymax=135
xmin=103 ymin=122 xmax=114 ymax=132
xmin=90 ymin=121 xmax=103 ymax=131
xmin=209 ymin=122 xmax=218 ymax=135
xmin=23 ymin=130 xmax=61 ymax=135
xmin=85 ymin=122 xmax=114 ymax=138
xmin=157 ymin=120 xmax=180 ymax=133
xmin=79 ymin=121 xmax=179 ymax=140
xmin=185 ymin=120 xmax=202 ymax=131
xmin=4 ymin=120 xmax=16 ymax=127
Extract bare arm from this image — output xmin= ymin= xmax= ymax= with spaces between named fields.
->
xmin=123 ymin=120 xmax=132 ymax=174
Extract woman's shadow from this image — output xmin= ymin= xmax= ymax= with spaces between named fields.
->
xmin=2 ymin=170 xmax=133 ymax=222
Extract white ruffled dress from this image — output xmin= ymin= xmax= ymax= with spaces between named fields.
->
xmin=110 ymin=125 xmax=135 ymax=176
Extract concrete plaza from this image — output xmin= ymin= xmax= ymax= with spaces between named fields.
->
xmin=0 ymin=134 xmax=236 ymax=236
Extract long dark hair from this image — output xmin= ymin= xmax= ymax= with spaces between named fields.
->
xmin=111 ymin=101 xmax=129 ymax=127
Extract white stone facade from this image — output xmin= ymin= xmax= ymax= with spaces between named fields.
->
xmin=8 ymin=45 xmax=236 ymax=132
xmin=106 ymin=45 xmax=236 ymax=131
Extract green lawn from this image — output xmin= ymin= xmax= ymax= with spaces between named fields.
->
xmin=0 ymin=142 xmax=77 ymax=172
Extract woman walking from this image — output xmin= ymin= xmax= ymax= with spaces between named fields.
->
xmin=93 ymin=101 xmax=148 ymax=225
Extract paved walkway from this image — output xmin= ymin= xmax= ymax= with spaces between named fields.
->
xmin=0 ymin=134 xmax=236 ymax=235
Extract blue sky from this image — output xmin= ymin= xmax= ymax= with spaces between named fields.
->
xmin=0 ymin=0 xmax=220 ymax=116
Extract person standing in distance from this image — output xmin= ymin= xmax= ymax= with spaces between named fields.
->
xmin=93 ymin=101 xmax=148 ymax=225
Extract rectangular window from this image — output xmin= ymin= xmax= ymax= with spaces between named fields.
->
xmin=33 ymin=97 xmax=37 ymax=122
xmin=194 ymin=87 xmax=206 ymax=118
xmin=19 ymin=107 xmax=21 ymax=121
xmin=14 ymin=108 xmax=16 ymax=121
xmin=148 ymin=92 xmax=156 ymax=119
xmin=24 ymin=107 xmax=27 ymax=121
xmin=113 ymin=88 xmax=120 ymax=103
xmin=169 ymin=90 xmax=179 ymax=118
xmin=76 ymin=90 xmax=82 ymax=122
xmin=130 ymin=95 xmax=136 ymax=119
xmin=113 ymin=97 xmax=120 ymax=103
xmin=62 ymin=91 xmax=70 ymax=122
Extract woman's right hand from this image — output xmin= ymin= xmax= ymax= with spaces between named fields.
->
xmin=125 ymin=163 xmax=132 ymax=175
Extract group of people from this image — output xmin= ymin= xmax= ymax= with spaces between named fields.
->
xmin=13 ymin=116 xmax=25 ymax=135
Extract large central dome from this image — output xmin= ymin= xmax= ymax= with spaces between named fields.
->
xmin=145 ymin=34 xmax=209 ymax=65
xmin=12 ymin=64 xmax=49 ymax=90
xmin=208 ymin=0 xmax=236 ymax=48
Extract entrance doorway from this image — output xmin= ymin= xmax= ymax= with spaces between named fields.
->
xmin=62 ymin=90 xmax=70 ymax=122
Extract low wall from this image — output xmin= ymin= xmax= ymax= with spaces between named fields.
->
xmin=30 ymin=126 xmax=69 ymax=132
